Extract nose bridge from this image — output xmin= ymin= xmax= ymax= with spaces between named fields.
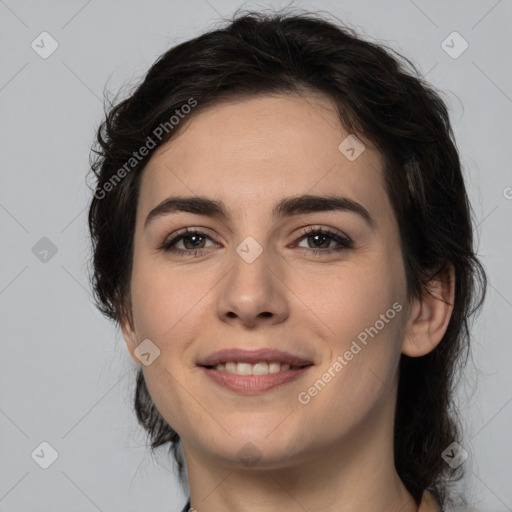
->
xmin=228 ymin=206 xmax=274 ymax=272
xmin=229 ymin=233 xmax=273 ymax=297
xmin=215 ymin=230 xmax=288 ymax=324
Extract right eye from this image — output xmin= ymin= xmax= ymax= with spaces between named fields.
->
xmin=159 ymin=228 xmax=219 ymax=257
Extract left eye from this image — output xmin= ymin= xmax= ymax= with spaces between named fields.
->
xmin=295 ymin=227 xmax=354 ymax=254
xmin=159 ymin=227 xmax=354 ymax=256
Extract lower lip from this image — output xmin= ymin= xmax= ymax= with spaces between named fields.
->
xmin=200 ymin=366 xmax=312 ymax=394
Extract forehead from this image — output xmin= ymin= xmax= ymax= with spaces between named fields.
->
xmin=138 ymin=94 xmax=390 ymax=225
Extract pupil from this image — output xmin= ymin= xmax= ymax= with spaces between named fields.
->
xmin=184 ymin=235 xmax=204 ymax=249
xmin=310 ymin=234 xmax=327 ymax=248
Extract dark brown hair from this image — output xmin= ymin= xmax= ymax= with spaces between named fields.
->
xmin=87 ymin=8 xmax=487 ymax=508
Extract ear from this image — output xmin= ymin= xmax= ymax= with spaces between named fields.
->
xmin=402 ymin=264 xmax=455 ymax=357
xmin=119 ymin=297 xmax=142 ymax=366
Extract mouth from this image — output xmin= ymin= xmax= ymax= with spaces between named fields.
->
xmin=197 ymin=348 xmax=314 ymax=394
xmin=201 ymin=361 xmax=312 ymax=374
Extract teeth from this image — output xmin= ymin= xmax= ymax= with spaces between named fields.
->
xmin=213 ymin=361 xmax=294 ymax=375
xmin=268 ymin=362 xmax=281 ymax=373
xmin=252 ymin=362 xmax=268 ymax=375
xmin=237 ymin=362 xmax=252 ymax=375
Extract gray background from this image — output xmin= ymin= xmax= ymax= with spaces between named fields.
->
xmin=1 ymin=0 xmax=511 ymax=511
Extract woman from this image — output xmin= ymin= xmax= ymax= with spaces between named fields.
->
xmin=88 ymin=10 xmax=486 ymax=512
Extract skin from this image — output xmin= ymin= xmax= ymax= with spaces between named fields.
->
xmin=120 ymin=93 xmax=454 ymax=512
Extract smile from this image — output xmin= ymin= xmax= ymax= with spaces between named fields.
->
xmin=200 ymin=363 xmax=313 ymax=394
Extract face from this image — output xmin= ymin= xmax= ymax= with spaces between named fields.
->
xmin=121 ymin=93 xmax=411 ymax=470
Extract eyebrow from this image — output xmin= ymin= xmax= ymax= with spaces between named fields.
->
xmin=144 ymin=194 xmax=376 ymax=230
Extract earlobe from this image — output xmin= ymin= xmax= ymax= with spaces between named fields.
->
xmin=401 ymin=264 xmax=455 ymax=358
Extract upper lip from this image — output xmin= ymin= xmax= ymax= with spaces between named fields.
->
xmin=197 ymin=348 xmax=314 ymax=367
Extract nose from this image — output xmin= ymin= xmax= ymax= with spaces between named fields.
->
xmin=215 ymin=241 xmax=289 ymax=328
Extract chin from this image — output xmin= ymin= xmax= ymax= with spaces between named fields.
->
xmin=202 ymin=427 xmax=311 ymax=466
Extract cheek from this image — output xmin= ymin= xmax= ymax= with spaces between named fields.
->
xmin=130 ymin=257 xmax=208 ymax=344
xmin=300 ymin=290 xmax=404 ymax=429
xmin=314 ymin=259 xmax=402 ymax=340
xmin=305 ymin=257 xmax=405 ymax=393
xmin=129 ymin=262 xmax=211 ymax=432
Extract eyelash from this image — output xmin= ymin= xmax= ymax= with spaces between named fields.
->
xmin=158 ymin=226 xmax=354 ymax=258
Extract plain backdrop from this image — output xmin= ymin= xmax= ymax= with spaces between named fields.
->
xmin=1 ymin=1 xmax=511 ymax=511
